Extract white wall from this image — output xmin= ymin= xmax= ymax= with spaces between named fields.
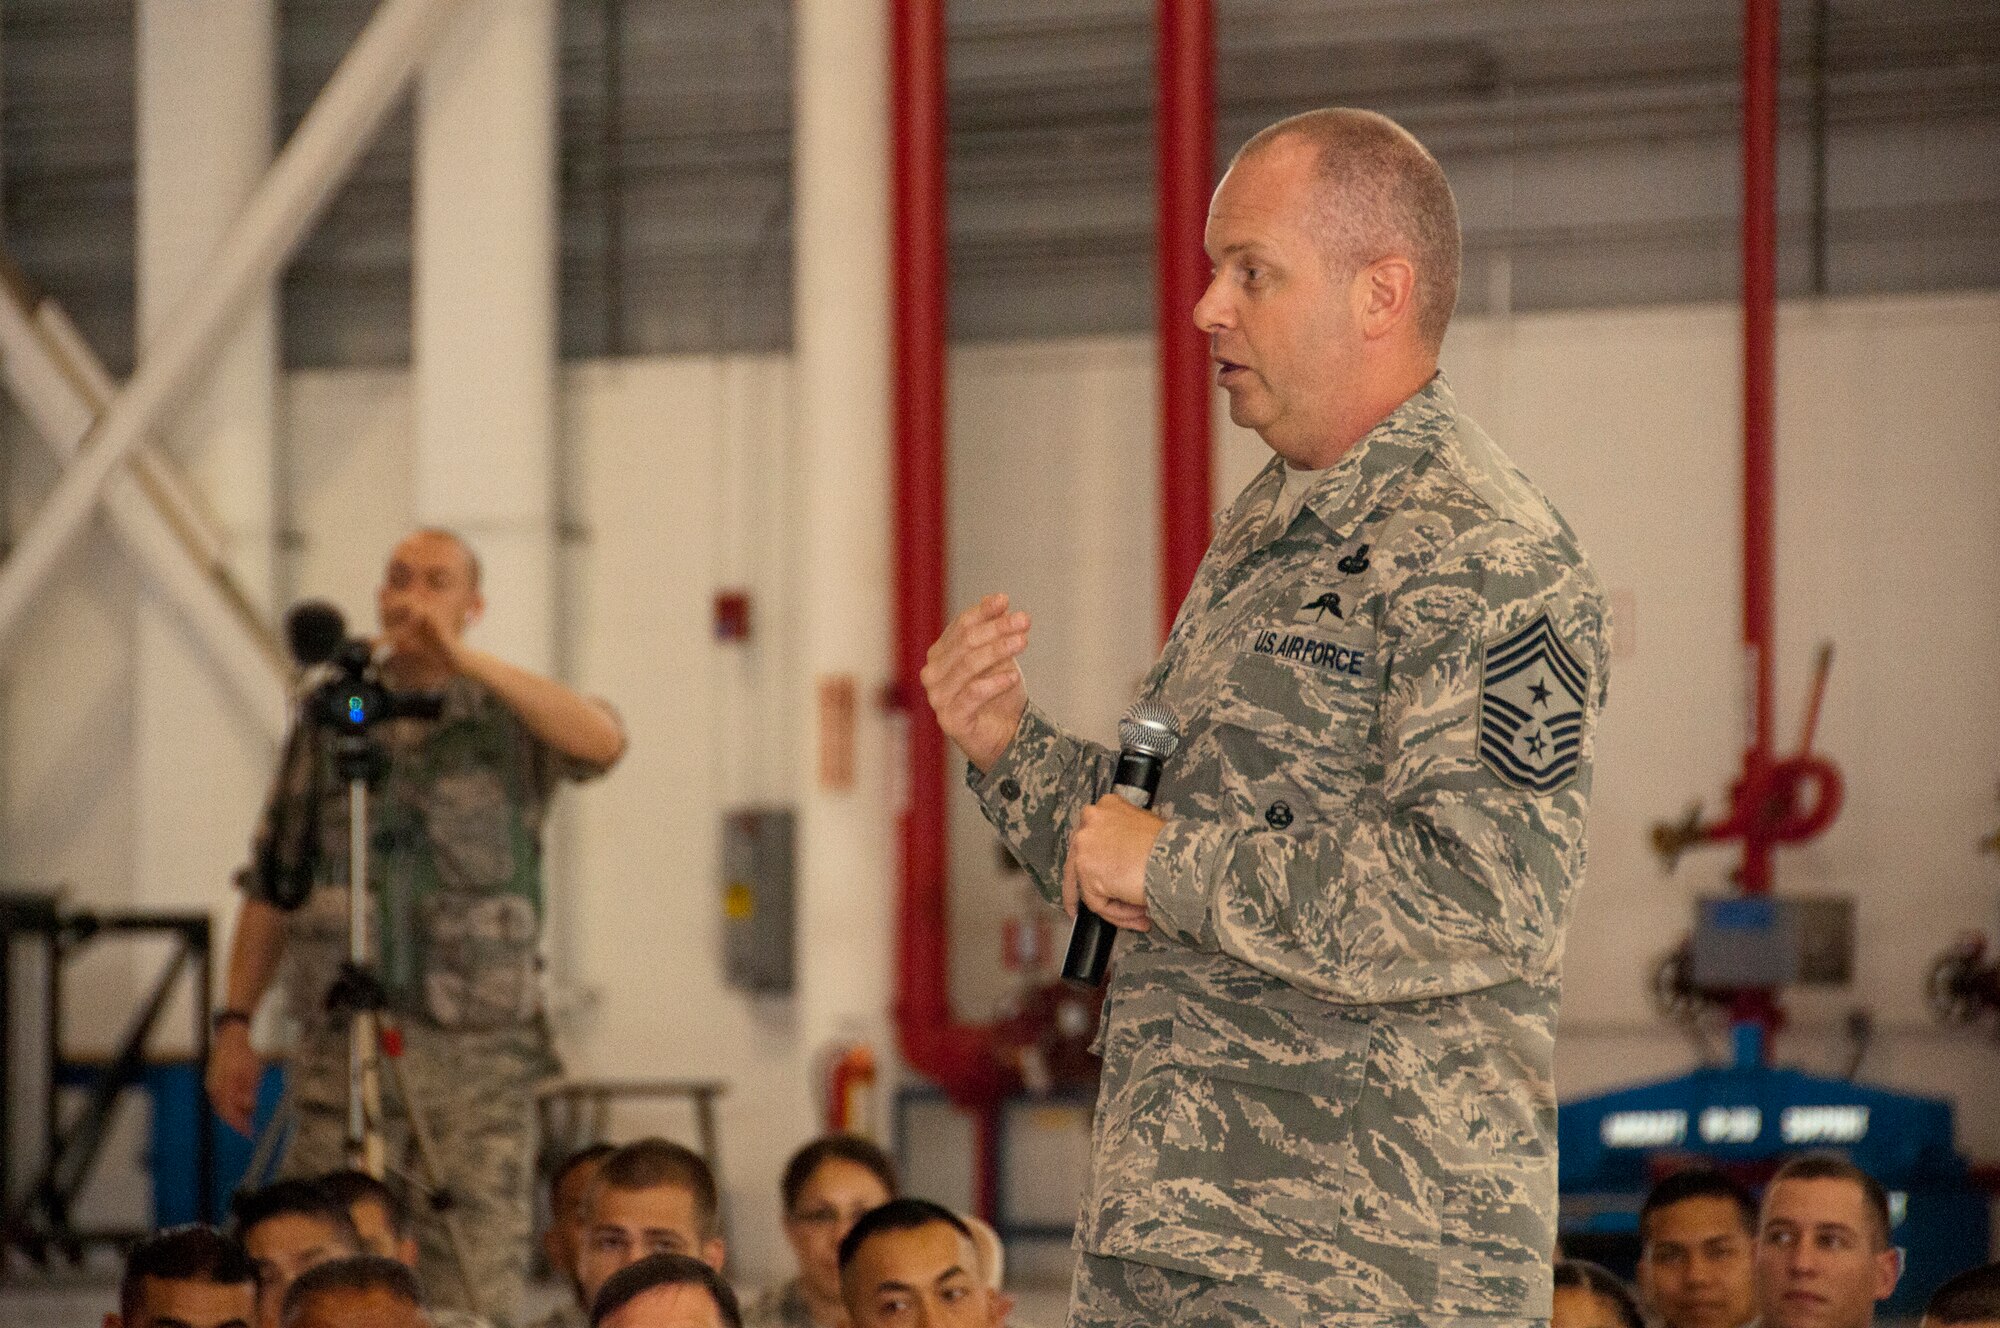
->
xmin=3 ymin=291 xmax=1997 ymax=1276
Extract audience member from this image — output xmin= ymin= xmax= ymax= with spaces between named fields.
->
xmin=107 ymin=1224 xmax=258 ymax=1328
xmin=575 ymin=1139 xmax=727 ymax=1317
xmin=1924 ymin=1263 xmax=2000 ymax=1328
xmin=1755 ymin=1154 xmax=1902 ymax=1328
xmin=961 ymin=1215 xmax=1019 ymax=1327
xmin=1553 ymin=1259 xmax=1647 ymax=1328
xmin=318 ymin=1169 xmax=420 ymax=1266
xmin=591 ymin=1253 xmax=744 ymax=1328
xmin=837 ymin=1199 xmax=1002 ymax=1328
xmin=232 ymin=1179 xmax=364 ymax=1328
xmin=280 ymin=1255 xmax=427 ymax=1328
xmin=748 ymin=1134 xmax=899 ymax=1328
xmin=1639 ymin=1168 xmax=1760 ymax=1328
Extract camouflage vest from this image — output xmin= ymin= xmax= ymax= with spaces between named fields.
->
xmin=283 ymin=681 xmax=545 ymax=1034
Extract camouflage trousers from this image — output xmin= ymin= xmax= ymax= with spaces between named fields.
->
xmin=1068 ymin=1253 xmax=1548 ymax=1328
xmin=280 ymin=1020 xmax=556 ymax=1328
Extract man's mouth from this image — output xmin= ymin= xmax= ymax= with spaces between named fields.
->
xmin=1215 ymin=357 xmax=1247 ymax=385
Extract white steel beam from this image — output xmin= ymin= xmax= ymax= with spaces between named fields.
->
xmin=0 ymin=0 xmax=466 ymax=660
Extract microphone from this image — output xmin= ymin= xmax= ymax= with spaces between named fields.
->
xmin=285 ymin=600 xmax=348 ymax=667
xmin=1061 ymin=700 xmax=1183 ymax=986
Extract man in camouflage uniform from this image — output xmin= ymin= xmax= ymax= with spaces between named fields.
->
xmin=923 ymin=110 xmax=1608 ymax=1326
xmin=208 ymin=529 xmax=627 ymax=1327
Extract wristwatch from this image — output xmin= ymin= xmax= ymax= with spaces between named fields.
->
xmin=211 ymin=1008 xmax=252 ymax=1034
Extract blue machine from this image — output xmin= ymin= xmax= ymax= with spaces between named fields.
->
xmin=1559 ymin=1031 xmax=1992 ymax=1317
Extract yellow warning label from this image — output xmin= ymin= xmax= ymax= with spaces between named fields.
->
xmin=724 ymin=882 xmax=755 ymax=921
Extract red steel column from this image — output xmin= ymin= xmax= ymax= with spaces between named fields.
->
xmin=1156 ymin=0 xmax=1215 ymax=640
xmin=1740 ymin=0 xmax=1779 ymax=896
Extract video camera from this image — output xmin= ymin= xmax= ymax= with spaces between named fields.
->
xmin=286 ymin=601 xmax=444 ymax=734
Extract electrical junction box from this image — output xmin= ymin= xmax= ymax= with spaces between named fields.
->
xmin=1691 ymin=893 xmax=1854 ymax=989
xmin=721 ymin=808 xmax=795 ymax=994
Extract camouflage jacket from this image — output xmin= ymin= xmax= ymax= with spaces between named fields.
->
xmin=972 ymin=374 xmax=1608 ymax=1316
xmin=238 ymin=674 xmax=615 ymax=1036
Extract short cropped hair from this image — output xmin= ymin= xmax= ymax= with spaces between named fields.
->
xmin=1234 ymin=107 xmax=1462 ymax=350
xmin=590 ymin=1251 xmax=743 ymax=1328
xmin=837 ymin=1198 xmax=973 ymax=1272
xmin=1926 ymin=1262 xmax=2000 ymax=1324
xmin=1555 ymin=1259 xmax=1647 ymax=1328
xmin=231 ymin=1178 xmax=364 ymax=1250
xmin=318 ymin=1168 xmax=411 ymax=1240
xmin=553 ymin=1142 xmax=619 ymax=1199
xmin=408 ymin=526 xmax=482 ymax=590
xmin=1641 ymin=1167 xmax=1759 ymax=1243
xmin=781 ymin=1135 xmax=899 ymax=1215
xmin=280 ymin=1254 xmax=423 ymax=1326
xmin=120 ymin=1224 xmax=257 ymax=1323
xmin=592 ymin=1139 xmax=721 ymax=1240
xmin=1767 ymin=1153 xmax=1893 ymax=1248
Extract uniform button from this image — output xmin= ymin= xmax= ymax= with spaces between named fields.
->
xmin=998 ymin=777 xmax=1022 ymax=801
xmin=1265 ymin=800 xmax=1294 ymax=829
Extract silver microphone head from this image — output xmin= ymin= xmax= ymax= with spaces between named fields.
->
xmin=1118 ymin=700 xmax=1183 ymax=759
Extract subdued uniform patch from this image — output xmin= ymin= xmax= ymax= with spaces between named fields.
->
xmin=1478 ymin=612 xmax=1591 ymax=793
xmin=969 ymin=374 xmax=1608 ymax=1326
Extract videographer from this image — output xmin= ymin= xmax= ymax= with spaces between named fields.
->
xmin=207 ymin=528 xmax=625 ymax=1327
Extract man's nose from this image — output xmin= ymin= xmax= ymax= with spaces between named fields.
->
xmin=1192 ymin=274 xmax=1230 ymax=334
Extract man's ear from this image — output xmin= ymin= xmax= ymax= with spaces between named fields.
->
xmin=701 ymin=1237 xmax=727 ymax=1273
xmin=1874 ymin=1246 xmax=1904 ymax=1300
xmin=397 ymin=1235 xmax=421 ymax=1269
xmin=991 ymin=1288 xmax=1017 ymax=1326
xmin=1355 ymin=254 xmax=1417 ymax=341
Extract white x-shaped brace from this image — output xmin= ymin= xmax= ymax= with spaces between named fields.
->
xmin=0 ymin=263 xmax=292 ymax=743
xmin=0 ymin=0 xmax=467 ymax=748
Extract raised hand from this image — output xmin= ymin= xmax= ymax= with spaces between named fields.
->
xmin=921 ymin=593 xmax=1031 ymax=773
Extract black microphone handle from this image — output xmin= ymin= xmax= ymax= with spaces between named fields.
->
xmin=1061 ymin=749 xmax=1164 ymax=986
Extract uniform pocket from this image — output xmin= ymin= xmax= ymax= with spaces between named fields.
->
xmin=420 ymin=892 xmax=540 ymax=1030
xmin=1153 ymin=992 xmax=1369 ymax=1240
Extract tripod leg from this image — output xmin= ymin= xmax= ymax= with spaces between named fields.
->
xmin=346 ymin=1009 xmax=387 ymax=1178
xmin=379 ymin=1028 xmax=483 ymax=1318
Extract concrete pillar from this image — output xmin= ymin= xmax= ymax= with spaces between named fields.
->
xmin=132 ymin=0 xmax=280 ymax=935
xmin=412 ymin=0 xmax=558 ymax=673
xmin=792 ymin=0 xmax=896 ymax=1102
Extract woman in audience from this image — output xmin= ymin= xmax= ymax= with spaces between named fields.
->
xmin=745 ymin=1135 xmax=898 ymax=1328
xmin=1554 ymin=1259 xmax=1649 ymax=1328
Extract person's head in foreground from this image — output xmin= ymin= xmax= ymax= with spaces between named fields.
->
xmin=837 ymin=1199 xmax=1001 ymax=1328
xmin=1553 ymin=1259 xmax=1647 ymax=1328
xmin=1639 ymin=1167 xmax=1760 ymax=1328
xmin=107 ymin=1224 xmax=257 ymax=1328
xmin=548 ymin=1142 xmax=619 ymax=1297
xmin=279 ymin=1255 xmax=426 ymax=1328
xmin=1923 ymin=1262 xmax=2000 ymax=1328
xmin=578 ymin=1138 xmax=726 ymax=1313
xmin=1197 ymin=107 xmax=1460 ymax=470
xmin=590 ymin=1252 xmax=743 ymax=1328
xmin=780 ymin=1134 xmax=900 ymax=1322
xmin=316 ymin=1169 xmax=418 ymax=1267
xmin=1755 ymin=1153 xmax=1902 ymax=1328
xmin=231 ymin=1179 xmax=364 ymax=1328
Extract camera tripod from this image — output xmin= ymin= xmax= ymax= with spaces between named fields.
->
xmin=244 ymin=652 xmax=483 ymax=1317
xmin=325 ymin=731 xmax=482 ymax=1314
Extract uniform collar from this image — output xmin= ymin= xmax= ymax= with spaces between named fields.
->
xmin=1235 ymin=371 xmax=1457 ymax=553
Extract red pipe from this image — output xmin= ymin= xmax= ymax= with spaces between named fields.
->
xmin=1740 ymin=0 xmax=1780 ymax=897
xmin=1156 ymin=0 xmax=1215 ymax=640
xmin=890 ymin=0 xmax=1012 ymax=1128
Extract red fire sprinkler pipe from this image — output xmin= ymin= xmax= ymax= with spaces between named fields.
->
xmin=890 ymin=0 xmax=1012 ymax=1217
xmin=1650 ymin=0 xmax=1845 ymax=1060
xmin=1740 ymin=0 xmax=1780 ymax=897
xmin=1156 ymin=0 xmax=1215 ymax=639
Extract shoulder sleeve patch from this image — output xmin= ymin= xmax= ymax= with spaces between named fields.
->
xmin=1478 ymin=612 xmax=1590 ymax=793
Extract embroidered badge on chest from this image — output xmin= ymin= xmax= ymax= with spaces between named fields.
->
xmin=1478 ymin=612 xmax=1589 ymax=793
